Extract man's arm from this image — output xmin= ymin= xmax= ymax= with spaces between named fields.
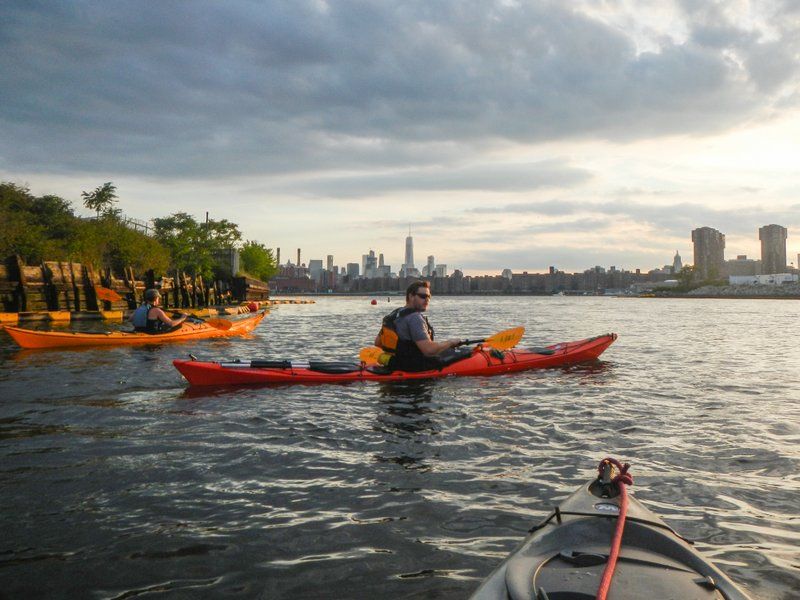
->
xmin=407 ymin=314 xmax=459 ymax=356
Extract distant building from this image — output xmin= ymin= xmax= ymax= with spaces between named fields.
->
xmin=730 ymin=273 xmax=798 ymax=286
xmin=692 ymin=227 xmax=725 ymax=279
xmin=308 ymin=259 xmax=323 ymax=282
xmin=434 ymin=264 xmax=447 ymax=277
xmin=404 ymin=234 xmax=415 ymax=271
xmin=759 ymin=224 xmax=787 ymax=274
xmin=326 ymin=255 xmax=334 ymax=272
xmin=346 ymin=263 xmax=359 ymax=277
xmin=362 ymin=250 xmax=378 ymax=278
xmin=672 ymin=251 xmax=682 ymax=273
xmin=726 ymin=255 xmax=760 ymax=277
xmin=423 ymin=255 xmax=435 ymax=277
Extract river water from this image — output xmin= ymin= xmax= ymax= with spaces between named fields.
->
xmin=0 ymin=296 xmax=798 ymax=599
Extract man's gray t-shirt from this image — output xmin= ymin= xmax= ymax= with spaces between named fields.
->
xmin=394 ymin=311 xmax=430 ymax=343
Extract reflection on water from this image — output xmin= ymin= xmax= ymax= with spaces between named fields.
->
xmin=374 ymin=381 xmax=440 ymax=472
xmin=0 ymin=296 xmax=798 ymax=599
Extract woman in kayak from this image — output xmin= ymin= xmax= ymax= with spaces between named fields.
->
xmin=130 ymin=288 xmax=188 ymax=333
xmin=375 ymin=281 xmax=461 ymax=371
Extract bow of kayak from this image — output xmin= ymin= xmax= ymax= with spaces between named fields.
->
xmin=470 ymin=463 xmax=752 ymax=600
xmin=173 ymin=333 xmax=616 ymax=386
xmin=3 ymin=311 xmax=266 ymax=349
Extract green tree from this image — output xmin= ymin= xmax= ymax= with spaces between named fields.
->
xmin=81 ymin=182 xmax=117 ymax=217
xmin=153 ymin=212 xmax=242 ymax=279
xmin=0 ymin=183 xmax=78 ymax=262
xmin=239 ymin=240 xmax=277 ymax=281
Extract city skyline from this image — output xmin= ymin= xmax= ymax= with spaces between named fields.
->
xmin=282 ymin=221 xmax=793 ymax=278
xmin=2 ymin=3 xmax=799 ymax=273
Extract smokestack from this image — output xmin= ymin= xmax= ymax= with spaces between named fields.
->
xmin=297 ymin=248 xmax=301 ymax=267
xmin=276 ymin=247 xmax=280 ymax=265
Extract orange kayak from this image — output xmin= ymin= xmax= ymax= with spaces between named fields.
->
xmin=3 ymin=311 xmax=266 ymax=349
xmin=174 ymin=333 xmax=616 ymax=386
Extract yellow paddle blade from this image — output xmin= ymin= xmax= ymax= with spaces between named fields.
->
xmin=483 ymin=326 xmax=525 ymax=350
xmin=359 ymin=346 xmax=384 ymax=365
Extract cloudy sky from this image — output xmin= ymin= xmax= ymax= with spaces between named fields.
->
xmin=2 ymin=0 xmax=799 ymax=274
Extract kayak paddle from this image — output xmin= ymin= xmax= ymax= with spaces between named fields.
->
xmin=358 ymin=326 xmax=525 ymax=365
xmin=185 ymin=314 xmax=233 ymax=330
xmin=458 ymin=326 xmax=525 ymax=350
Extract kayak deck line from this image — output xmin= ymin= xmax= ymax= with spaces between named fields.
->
xmin=470 ymin=459 xmax=752 ymax=600
xmin=173 ymin=333 xmax=617 ymax=386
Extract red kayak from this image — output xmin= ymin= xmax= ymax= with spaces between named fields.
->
xmin=173 ymin=333 xmax=616 ymax=386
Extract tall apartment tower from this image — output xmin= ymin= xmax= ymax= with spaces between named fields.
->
xmin=404 ymin=234 xmax=415 ymax=270
xmin=759 ymin=224 xmax=788 ymax=274
xmin=326 ymin=255 xmax=334 ymax=272
xmin=691 ymin=227 xmax=725 ymax=279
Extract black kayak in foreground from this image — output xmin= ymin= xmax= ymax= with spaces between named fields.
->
xmin=471 ymin=460 xmax=752 ymax=600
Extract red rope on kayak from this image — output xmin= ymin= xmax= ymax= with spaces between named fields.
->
xmin=596 ymin=458 xmax=633 ymax=600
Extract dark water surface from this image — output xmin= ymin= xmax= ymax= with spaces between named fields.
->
xmin=1 ymin=296 xmax=798 ymax=599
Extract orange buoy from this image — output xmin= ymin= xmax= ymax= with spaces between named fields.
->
xmin=370 ymin=299 xmax=377 ymax=305
xmin=247 ymin=302 xmax=259 ymax=312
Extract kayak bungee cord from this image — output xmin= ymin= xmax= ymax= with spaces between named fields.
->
xmin=595 ymin=457 xmax=633 ymax=600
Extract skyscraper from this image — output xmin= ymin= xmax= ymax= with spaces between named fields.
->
xmin=424 ymin=255 xmax=435 ymax=277
xmin=326 ymin=255 xmax=334 ymax=272
xmin=691 ymin=227 xmax=725 ymax=279
xmin=404 ymin=233 xmax=415 ymax=270
xmin=672 ymin=251 xmax=682 ymax=273
xmin=759 ymin=224 xmax=788 ymax=274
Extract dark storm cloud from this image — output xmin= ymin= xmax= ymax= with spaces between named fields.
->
xmin=1 ymin=0 xmax=798 ymax=181
xmin=273 ymin=160 xmax=591 ymax=197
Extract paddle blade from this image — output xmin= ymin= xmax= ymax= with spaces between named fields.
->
xmin=359 ymin=346 xmax=384 ymax=365
xmin=205 ymin=318 xmax=233 ymax=330
xmin=484 ymin=326 xmax=525 ymax=350
xmin=95 ymin=286 xmax=122 ymax=302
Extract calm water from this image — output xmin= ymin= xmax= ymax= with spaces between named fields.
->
xmin=1 ymin=296 xmax=798 ymax=599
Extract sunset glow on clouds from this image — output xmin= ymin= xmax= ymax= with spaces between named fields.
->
xmin=1 ymin=1 xmax=798 ymax=273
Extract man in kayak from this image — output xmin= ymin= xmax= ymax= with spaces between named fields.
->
xmin=130 ymin=289 xmax=188 ymax=333
xmin=375 ymin=281 xmax=462 ymax=371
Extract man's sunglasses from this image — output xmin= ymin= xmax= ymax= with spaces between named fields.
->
xmin=416 ymin=293 xmax=431 ymax=300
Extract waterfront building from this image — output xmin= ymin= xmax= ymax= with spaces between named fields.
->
xmin=672 ymin=251 xmax=682 ymax=273
xmin=434 ymin=264 xmax=447 ymax=277
xmin=326 ymin=255 xmax=334 ymax=272
xmin=730 ymin=273 xmax=798 ymax=286
xmin=691 ymin=227 xmax=725 ymax=279
xmin=727 ymin=255 xmax=760 ymax=277
xmin=759 ymin=224 xmax=788 ymax=274
xmin=346 ymin=263 xmax=359 ymax=277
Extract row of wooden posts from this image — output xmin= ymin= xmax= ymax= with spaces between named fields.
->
xmin=0 ymin=256 xmax=269 ymax=313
